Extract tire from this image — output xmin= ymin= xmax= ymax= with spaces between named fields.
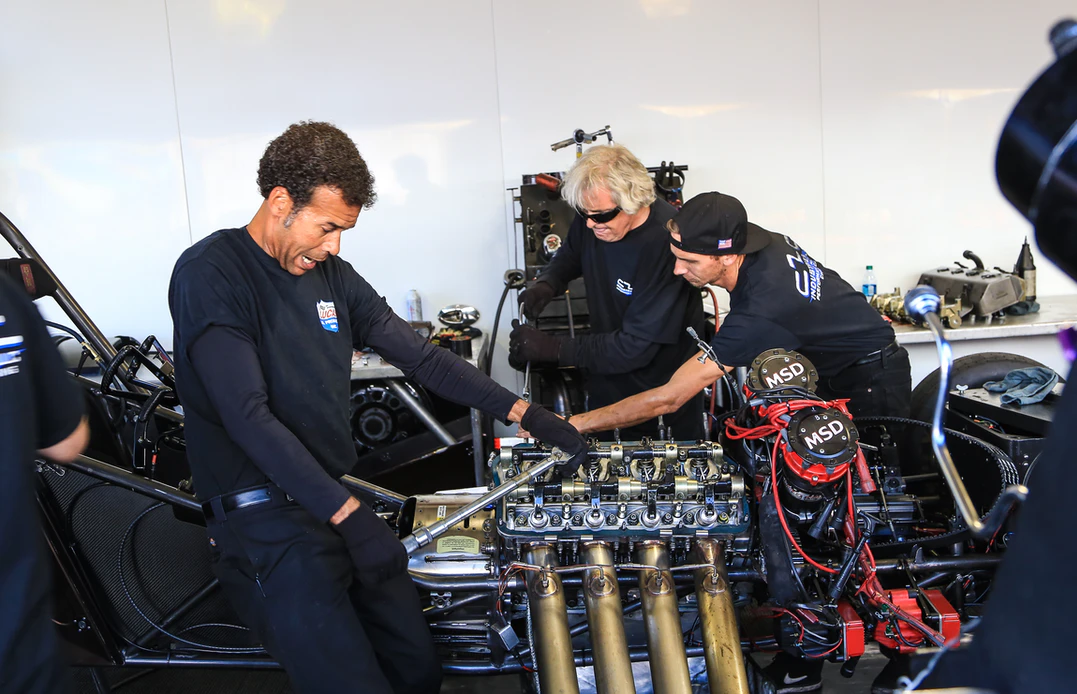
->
xmin=909 ymin=351 xmax=1062 ymax=424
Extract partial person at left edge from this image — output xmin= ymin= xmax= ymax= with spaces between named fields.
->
xmin=168 ymin=121 xmax=586 ymax=694
xmin=0 ymin=265 xmax=90 ymax=694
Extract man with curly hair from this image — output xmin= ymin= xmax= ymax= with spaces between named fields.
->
xmin=168 ymin=121 xmax=585 ymax=694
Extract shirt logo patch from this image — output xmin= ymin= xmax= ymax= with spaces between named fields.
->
xmin=616 ymin=279 xmax=633 ymax=296
xmin=0 ymin=341 xmax=23 ymax=378
xmin=783 ymin=235 xmax=824 ymax=302
xmin=317 ymin=301 xmax=339 ymax=333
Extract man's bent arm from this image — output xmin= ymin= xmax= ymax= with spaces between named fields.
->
xmin=569 ymin=351 xmax=729 ymax=434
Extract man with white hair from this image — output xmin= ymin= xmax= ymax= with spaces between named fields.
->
xmin=510 ymin=144 xmax=705 ymax=440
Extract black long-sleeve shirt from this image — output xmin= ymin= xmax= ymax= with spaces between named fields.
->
xmin=537 ymin=200 xmax=704 ymax=438
xmin=169 ymin=227 xmax=519 ymax=523
xmin=0 ymin=274 xmax=84 ymax=693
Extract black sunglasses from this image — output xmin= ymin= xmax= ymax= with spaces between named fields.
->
xmin=579 ymin=206 xmax=622 ymax=224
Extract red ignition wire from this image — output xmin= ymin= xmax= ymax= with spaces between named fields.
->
xmin=725 ymin=398 xmax=849 ymax=441
xmin=805 ymin=640 xmax=842 ymax=660
xmin=772 ymin=438 xmax=838 ymax=575
xmin=853 ymin=447 xmax=876 ymax=493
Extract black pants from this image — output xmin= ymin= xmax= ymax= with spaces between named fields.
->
xmin=816 ymin=344 xmax=912 ymax=419
xmin=206 ymin=502 xmax=441 ymax=694
xmin=0 ymin=465 xmax=70 ymax=694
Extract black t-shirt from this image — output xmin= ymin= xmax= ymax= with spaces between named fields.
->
xmin=711 ymin=232 xmax=894 ymax=377
xmin=0 ymin=274 xmax=83 ymax=693
xmin=169 ymin=228 xmax=518 ymax=518
xmin=538 ymin=200 xmax=704 ymax=438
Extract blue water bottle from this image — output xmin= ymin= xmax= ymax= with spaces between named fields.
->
xmin=862 ymin=265 xmax=877 ymax=298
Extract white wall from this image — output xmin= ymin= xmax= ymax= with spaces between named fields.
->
xmin=1 ymin=1 xmax=1074 ymax=391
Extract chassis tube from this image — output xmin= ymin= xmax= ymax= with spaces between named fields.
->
xmin=692 ymin=540 xmax=749 ymax=694
xmin=57 ymin=453 xmax=202 ymax=512
xmin=340 ymin=475 xmax=407 ymax=507
xmin=0 ymin=210 xmax=115 ymax=365
xmin=0 ymin=210 xmax=185 ymax=423
xmin=636 ymin=542 xmax=692 ymax=694
xmin=580 ymin=542 xmax=635 ymax=694
xmin=386 ymin=379 xmax=456 ymax=447
xmin=524 ymin=544 xmax=580 ymax=694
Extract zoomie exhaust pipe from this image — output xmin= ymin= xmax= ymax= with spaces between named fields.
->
xmin=580 ymin=542 xmax=635 ymax=694
xmin=692 ymin=539 xmax=749 ymax=694
xmin=524 ymin=543 xmax=580 ymax=694
xmin=636 ymin=542 xmax=692 ymax=694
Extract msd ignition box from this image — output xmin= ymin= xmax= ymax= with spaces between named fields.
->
xmin=747 ymin=349 xmax=820 ymax=392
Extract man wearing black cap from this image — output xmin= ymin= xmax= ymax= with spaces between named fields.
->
xmin=567 ymin=191 xmax=909 ymax=692
xmin=568 ymin=191 xmax=909 ymax=435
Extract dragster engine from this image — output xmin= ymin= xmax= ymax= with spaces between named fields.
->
xmin=396 ymin=350 xmax=1008 ymax=693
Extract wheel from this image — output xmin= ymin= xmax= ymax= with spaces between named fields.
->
xmin=909 ymin=351 xmax=1062 ymax=424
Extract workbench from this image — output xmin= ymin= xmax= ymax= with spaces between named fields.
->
xmin=892 ymin=296 xmax=1076 ymax=385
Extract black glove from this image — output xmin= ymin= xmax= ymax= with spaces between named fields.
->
xmin=0 ymin=258 xmax=57 ymax=301
xmin=334 ymin=501 xmax=408 ymax=587
xmin=509 ymin=320 xmax=563 ymax=369
xmin=519 ymin=282 xmax=557 ymax=321
xmin=521 ymin=403 xmax=588 ymax=473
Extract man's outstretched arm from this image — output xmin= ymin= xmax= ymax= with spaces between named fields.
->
xmin=569 ymin=351 xmax=729 ymax=435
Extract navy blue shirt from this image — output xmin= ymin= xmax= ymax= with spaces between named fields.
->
xmin=537 ymin=200 xmax=704 ymax=438
xmin=0 ymin=274 xmax=83 ymax=694
xmin=169 ymin=228 xmax=518 ymax=522
xmin=711 ymin=232 xmax=894 ymax=377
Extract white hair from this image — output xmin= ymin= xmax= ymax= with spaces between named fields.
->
xmin=560 ymin=144 xmax=656 ymax=215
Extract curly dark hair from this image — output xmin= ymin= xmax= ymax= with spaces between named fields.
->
xmin=257 ymin=121 xmax=377 ymax=211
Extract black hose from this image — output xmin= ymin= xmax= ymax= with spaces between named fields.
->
xmin=758 ymin=493 xmax=801 ymax=604
xmin=483 ymin=281 xmax=515 ymax=377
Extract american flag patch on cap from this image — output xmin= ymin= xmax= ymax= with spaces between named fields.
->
xmin=718 ymin=239 xmax=733 ymax=249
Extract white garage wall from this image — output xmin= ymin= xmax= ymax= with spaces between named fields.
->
xmin=0 ymin=1 xmax=191 ymax=342
xmin=1 ymin=1 xmax=1074 ymax=391
xmin=817 ymin=0 xmax=1075 ymax=300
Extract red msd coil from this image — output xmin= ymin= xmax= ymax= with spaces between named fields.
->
xmin=874 ymin=589 xmax=960 ymax=653
xmin=837 ymin=600 xmax=865 ymax=660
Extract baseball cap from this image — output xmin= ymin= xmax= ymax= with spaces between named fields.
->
xmin=667 ymin=192 xmax=771 ymax=255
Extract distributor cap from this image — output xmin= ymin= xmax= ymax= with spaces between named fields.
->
xmin=786 ymin=407 xmax=859 ymax=472
xmin=747 ymin=349 xmax=819 ymax=394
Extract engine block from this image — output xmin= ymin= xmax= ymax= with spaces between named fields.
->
xmin=493 ymin=440 xmax=748 ymax=550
